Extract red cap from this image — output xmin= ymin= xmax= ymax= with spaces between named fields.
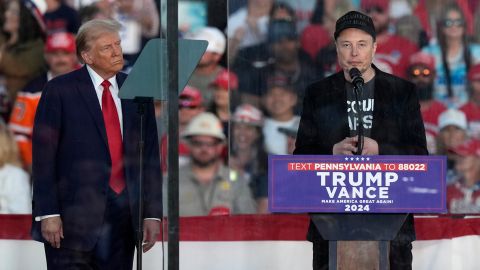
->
xmin=232 ymin=104 xmax=263 ymax=126
xmin=361 ymin=0 xmax=389 ymax=11
xmin=45 ymin=32 xmax=76 ymax=53
xmin=449 ymin=139 xmax=480 ymax=157
xmin=179 ymin=86 xmax=202 ymax=107
xmin=468 ymin=64 xmax=480 ymax=81
xmin=211 ymin=69 xmax=238 ymax=90
xmin=409 ymin=52 xmax=435 ymax=71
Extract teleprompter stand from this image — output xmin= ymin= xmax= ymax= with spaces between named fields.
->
xmin=120 ymin=38 xmax=207 ymax=269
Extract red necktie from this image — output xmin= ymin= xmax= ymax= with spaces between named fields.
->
xmin=101 ymin=80 xmax=126 ymax=194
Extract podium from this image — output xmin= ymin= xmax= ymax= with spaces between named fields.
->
xmin=311 ymin=213 xmax=407 ymax=270
xmin=268 ymin=155 xmax=446 ymax=270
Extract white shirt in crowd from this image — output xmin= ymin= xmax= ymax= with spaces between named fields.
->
xmin=0 ymin=164 xmax=31 ymax=214
xmin=263 ymin=116 xmax=300 ymax=155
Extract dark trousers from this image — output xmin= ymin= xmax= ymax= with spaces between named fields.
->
xmin=45 ymin=189 xmax=135 ymax=270
xmin=312 ymin=239 xmax=413 ymax=270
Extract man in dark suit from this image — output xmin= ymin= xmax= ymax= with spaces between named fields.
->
xmin=293 ymin=11 xmax=427 ymax=270
xmin=31 ymin=19 xmax=162 ymax=269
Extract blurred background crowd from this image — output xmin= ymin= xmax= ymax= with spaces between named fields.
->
xmin=0 ymin=0 xmax=479 ymax=217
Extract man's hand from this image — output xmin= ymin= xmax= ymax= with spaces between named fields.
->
xmin=143 ymin=219 xmax=161 ymax=253
xmin=333 ymin=136 xmax=358 ymax=155
xmin=361 ymin=137 xmax=379 ymax=155
xmin=41 ymin=216 xmax=63 ymax=248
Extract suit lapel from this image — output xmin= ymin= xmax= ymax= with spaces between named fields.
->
xmin=76 ymin=66 xmax=109 ymax=147
xmin=371 ymin=67 xmax=390 ymax=138
xmin=331 ymin=71 xmax=350 ymax=138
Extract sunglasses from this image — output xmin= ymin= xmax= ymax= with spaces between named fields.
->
xmin=443 ymin=18 xmax=464 ymax=28
xmin=411 ymin=68 xmax=432 ymax=77
xmin=189 ymin=140 xmax=220 ymax=148
xmin=365 ymin=6 xmax=385 ymax=14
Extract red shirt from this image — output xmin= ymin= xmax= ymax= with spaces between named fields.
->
xmin=460 ymin=101 xmax=480 ymax=139
xmin=422 ymin=100 xmax=447 ymax=137
xmin=447 ymin=181 xmax=480 ymax=213
xmin=374 ymin=34 xmax=419 ymax=78
xmin=300 ymin=24 xmax=332 ymax=60
xmin=160 ymin=134 xmax=191 ymax=173
xmin=420 ymin=100 xmax=446 ymax=154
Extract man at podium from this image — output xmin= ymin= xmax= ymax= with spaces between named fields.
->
xmin=294 ymin=10 xmax=428 ymax=270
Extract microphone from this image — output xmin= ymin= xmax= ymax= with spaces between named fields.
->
xmin=348 ymin=68 xmax=364 ymax=155
xmin=349 ymin=68 xmax=364 ymax=89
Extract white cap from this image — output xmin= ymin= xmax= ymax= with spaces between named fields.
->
xmin=29 ymin=0 xmax=47 ymax=14
xmin=232 ymin=104 xmax=263 ymax=127
xmin=183 ymin=112 xmax=226 ymax=141
xmin=438 ymin=109 xmax=467 ymax=130
xmin=185 ymin=27 xmax=226 ymax=54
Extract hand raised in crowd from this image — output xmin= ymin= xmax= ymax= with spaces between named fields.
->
xmin=41 ymin=216 xmax=64 ymax=248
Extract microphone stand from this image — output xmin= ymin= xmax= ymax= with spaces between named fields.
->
xmin=353 ymin=84 xmax=364 ymax=155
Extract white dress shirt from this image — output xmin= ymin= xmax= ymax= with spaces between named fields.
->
xmin=87 ymin=65 xmax=123 ymax=136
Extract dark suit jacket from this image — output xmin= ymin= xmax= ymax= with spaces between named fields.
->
xmin=31 ymin=66 xmax=162 ymax=251
xmin=293 ymin=65 xmax=428 ymax=243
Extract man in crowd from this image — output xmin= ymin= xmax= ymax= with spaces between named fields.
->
xmin=185 ymin=27 xmax=226 ymax=106
xmin=9 ymin=32 xmax=79 ymax=170
xmin=362 ymin=0 xmax=419 ymax=78
xmin=160 ymin=86 xmax=205 ymax=172
xmin=294 ymin=11 xmax=427 ymax=270
xmin=234 ymin=19 xmax=317 ymax=109
xmin=447 ymin=139 xmax=480 ymax=213
xmin=406 ymin=51 xmax=446 ymax=154
xmin=31 ymin=19 xmax=162 ymax=269
xmin=438 ymin=108 xmax=470 ymax=184
xmin=178 ymin=112 xmax=256 ymax=216
xmin=262 ymin=75 xmax=300 ymax=155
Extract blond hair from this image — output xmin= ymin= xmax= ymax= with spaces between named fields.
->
xmin=76 ymin=19 xmax=122 ymax=63
xmin=0 ymin=123 xmax=21 ymax=167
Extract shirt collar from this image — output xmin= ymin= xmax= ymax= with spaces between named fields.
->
xmin=85 ymin=64 xmax=118 ymax=90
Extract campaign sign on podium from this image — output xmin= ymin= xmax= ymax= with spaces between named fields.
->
xmin=268 ymin=155 xmax=447 ymax=213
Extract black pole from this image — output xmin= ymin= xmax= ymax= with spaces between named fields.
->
xmin=166 ymin=0 xmax=179 ymax=270
xmin=134 ymin=97 xmax=152 ymax=270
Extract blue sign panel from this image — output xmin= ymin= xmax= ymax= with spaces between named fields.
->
xmin=268 ymin=155 xmax=447 ymax=213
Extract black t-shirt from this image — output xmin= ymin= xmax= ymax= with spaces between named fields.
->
xmin=346 ymin=77 xmax=375 ymax=137
xmin=44 ymin=3 xmax=80 ymax=34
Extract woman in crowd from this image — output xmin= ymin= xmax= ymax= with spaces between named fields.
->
xmin=0 ymin=120 xmax=30 ymax=214
xmin=0 ymin=0 xmax=46 ymax=119
xmin=207 ymin=70 xmax=239 ymax=137
xmin=229 ymin=104 xmax=269 ymax=213
xmin=422 ymin=2 xmax=480 ymax=108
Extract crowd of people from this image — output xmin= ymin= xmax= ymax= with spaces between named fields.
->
xmin=180 ymin=0 xmax=480 ymax=216
xmin=0 ymin=0 xmax=479 ymax=217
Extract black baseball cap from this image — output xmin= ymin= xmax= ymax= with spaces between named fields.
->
xmin=268 ymin=19 xmax=297 ymax=43
xmin=334 ymin=11 xmax=376 ymax=41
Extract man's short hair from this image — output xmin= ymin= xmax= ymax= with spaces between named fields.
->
xmin=76 ymin=19 xmax=122 ymax=63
